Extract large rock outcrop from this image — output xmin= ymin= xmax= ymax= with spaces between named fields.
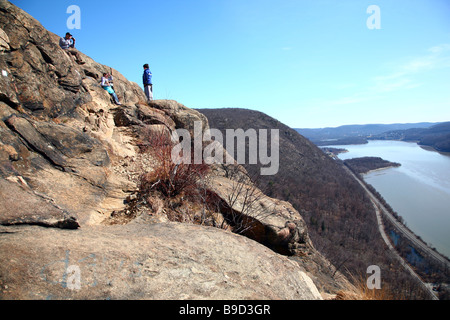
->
xmin=0 ymin=0 xmax=333 ymax=299
xmin=0 ymin=0 xmax=172 ymax=225
xmin=0 ymin=222 xmax=322 ymax=300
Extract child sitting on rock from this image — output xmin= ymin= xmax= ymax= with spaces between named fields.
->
xmin=101 ymin=73 xmax=121 ymax=105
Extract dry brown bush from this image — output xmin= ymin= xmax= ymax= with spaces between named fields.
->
xmin=139 ymin=128 xmax=209 ymax=198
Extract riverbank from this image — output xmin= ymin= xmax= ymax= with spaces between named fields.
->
xmin=342 ymin=164 xmax=449 ymax=299
xmin=419 ymin=144 xmax=450 ymax=157
xmin=325 ymin=140 xmax=450 ymax=259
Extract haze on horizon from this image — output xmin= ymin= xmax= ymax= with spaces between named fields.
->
xmin=11 ymin=0 xmax=450 ymax=129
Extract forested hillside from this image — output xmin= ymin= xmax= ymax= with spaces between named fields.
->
xmin=198 ymin=107 xmax=432 ymax=299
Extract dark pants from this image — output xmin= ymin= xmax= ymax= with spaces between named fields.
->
xmin=65 ymin=48 xmax=84 ymax=63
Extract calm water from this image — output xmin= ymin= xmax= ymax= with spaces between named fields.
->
xmin=330 ymin=140 xmax=450 ymax=258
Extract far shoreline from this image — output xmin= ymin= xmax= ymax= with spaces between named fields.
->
xmin=419 ymin=144 xmax=450 ymax=157
xmin=321 ymin=139 xmax=450 ymax=158
xmin=362 ymin=164 xmax=401 ymax=175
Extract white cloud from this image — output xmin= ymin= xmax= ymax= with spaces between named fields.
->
xmin=400 ymin=43 xmax=450 ymax=73
xmin=300 ymin=44 xmax=450 ymax=127
xmin=370 ymin=43 xmax=450 ymax=93
xmin=308 ymin=43 xmax=450 ymax=113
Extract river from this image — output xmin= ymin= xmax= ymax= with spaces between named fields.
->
xmin=328 ymin=140 xmax=450 ymax=258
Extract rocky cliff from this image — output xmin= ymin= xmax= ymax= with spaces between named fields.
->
xmin=0 ymin=0 xmax=343 ymax=299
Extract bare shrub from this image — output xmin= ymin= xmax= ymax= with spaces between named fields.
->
xmin=137 ymin=128 xmax=275 ymax=244
xmin=136 ymin=127 xmax=221 ymax=228
xmin=139 ymin=128 xmax=209 ymax=198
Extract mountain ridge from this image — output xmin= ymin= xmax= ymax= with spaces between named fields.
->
xmin=370 ymin=121 xmax=450 ymax=152
xmin=296 ymin=122 xmax=441 ymax=146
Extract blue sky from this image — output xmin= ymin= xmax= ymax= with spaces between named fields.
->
xmin=10 ymin=0 xmax=450 ymax=128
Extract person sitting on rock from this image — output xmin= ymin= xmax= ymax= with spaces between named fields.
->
xmin=101 ymin=73 xmax=121 ymax=105
xmin=59 ymin=32 xmax=85 ymax=65
xmin=107 ymin=71 xmax=115 ymax=93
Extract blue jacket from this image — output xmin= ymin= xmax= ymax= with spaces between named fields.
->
xmin=143 ymin=68 xmax=152 ymax=85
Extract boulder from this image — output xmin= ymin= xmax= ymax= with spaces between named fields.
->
xmin=113 ymin=103 xmax=175 ymax=129
xmin=206 ymin=175 xmax=314 ymax=256
xmin=149 ymin=99 xmax=209 ymax=135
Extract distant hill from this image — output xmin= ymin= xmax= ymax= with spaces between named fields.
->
xmin=296 ymin=123 xmax=440 ymax=146
xmin=371 ymin=122 xmax=450 ymax=152
xmin=197 ymin=108 xmax=429 ymax=298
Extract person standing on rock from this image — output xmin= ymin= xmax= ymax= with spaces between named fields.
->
xmin=143 ymin=64 xmax=153 ymax=102
xmin=59 ymin=32 xmax=85 ymax=65
xmin=101 ymin=73 xmax=121 ymax=105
